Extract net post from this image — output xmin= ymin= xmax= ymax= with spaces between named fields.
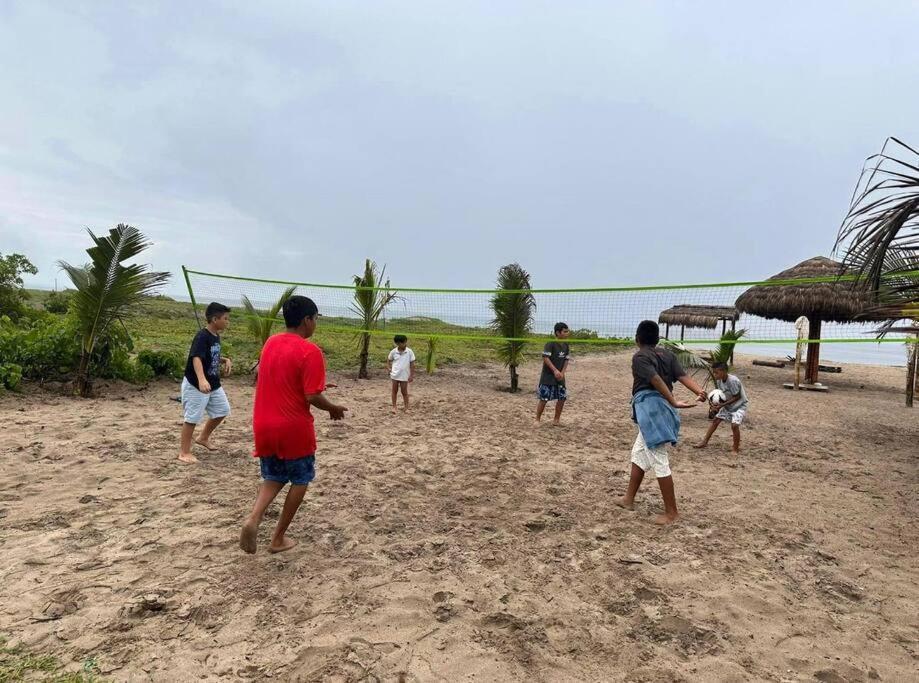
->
xmin=182 ymin=265 xmax=202 ymax=329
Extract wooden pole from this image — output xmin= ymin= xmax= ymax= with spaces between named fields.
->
xmin=804 ymin=318 xmax=822 ymax=384
xmin=907 ymin=339 xmax=918 ymax=408
xmin=665 ymin=323 xmax=670 ymax=340
xmin=680 ymin=325 xmax=685 ymax=341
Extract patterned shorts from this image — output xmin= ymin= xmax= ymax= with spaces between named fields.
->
xmin=537 ymin=384 xmax=568 ymax=402
xmin=715 ymin=407 xmax=746 ymax=425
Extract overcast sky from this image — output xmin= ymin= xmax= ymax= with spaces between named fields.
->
xmin=2 ymin=1 xmax=918 ymax=295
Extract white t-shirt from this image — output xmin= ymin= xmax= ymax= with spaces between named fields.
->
xmin=388 ymin=347 xmax=416 ymax=381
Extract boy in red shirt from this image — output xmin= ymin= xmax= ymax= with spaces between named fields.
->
xmin=240 ymin=296 xmax=347 ymax=554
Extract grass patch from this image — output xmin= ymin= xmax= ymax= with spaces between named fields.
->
xmin=25 ymin=290 xmax=628 ymax=376
xmin=0 ymin=637 xmax=104 ymax=682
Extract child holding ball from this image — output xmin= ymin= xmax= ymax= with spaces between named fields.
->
xmin=694 ymin=362 xmax=748 ymax=454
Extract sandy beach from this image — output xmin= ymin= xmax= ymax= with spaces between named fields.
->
xmin=1 ymin=352 xmax=917 ymax=682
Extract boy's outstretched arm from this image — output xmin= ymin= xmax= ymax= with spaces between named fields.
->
xmin=409 ymin=360 xmax=415 ymax=382
xmin=650 ymin=375 xmax=696 ymax=409
xmin=677 ymin=374 xmax=707 ymax=402
xmin=307 ymin=392 xmax=347 ymax=420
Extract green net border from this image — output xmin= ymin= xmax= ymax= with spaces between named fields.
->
xmin=184 ymin=266 xmax=919 ymax=295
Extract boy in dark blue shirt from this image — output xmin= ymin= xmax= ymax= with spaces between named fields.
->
xmin=178 ymin=302 xmax=233 ymax=464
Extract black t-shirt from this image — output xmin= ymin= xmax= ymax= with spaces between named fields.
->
xmin=540 ymin=341 xmax=571 ymax=386
xmin=631 ymin=346 xmax=685 ymax=396
xmin=184 ymin=328 xmax=222 ymax=390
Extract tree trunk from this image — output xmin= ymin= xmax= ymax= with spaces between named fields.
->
xmin=510 ymin=364 xmax=519 ymax=393
xmin=358 ymin=333 xmax=370 ymax=379
xmin=804 ymin=318 xmax=821 ymax=384
xmin=74 ymin=350 xmax=93 ymax=397
xmin=906 ymin=340 xmax=918 ymax=408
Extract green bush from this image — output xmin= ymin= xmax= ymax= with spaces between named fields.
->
xmin=44 ymin=289 xmax=72 ymax=314
xmin=0 ymin=362 xmax=22 ymax=390
xmin=137 ymin=349 xmax=184 ymax=379
xmin=0 ymin=314 xmax=144 ymax=385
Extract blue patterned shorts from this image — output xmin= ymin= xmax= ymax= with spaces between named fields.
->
xmin=537 ymin=383 xmax=568 ymax=402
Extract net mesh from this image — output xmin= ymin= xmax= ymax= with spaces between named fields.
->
xmin=183 ymin=267 xmax=917 ymax=363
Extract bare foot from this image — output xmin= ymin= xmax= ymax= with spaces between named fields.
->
xmin=653 ymin=513 xmax=679 ymax=525
xmin=240 ymin=521 xmax=258 ymax=554
xmin=693 ymin=443 xmax=708 ymax=449
xmin=177 ymin=452 xmax=198 ymax=464
xmin=391 ymin=407 xmax=397 ymax=414
xmin=615 ymin=497 xmax=635 ymax=511
xmin=195 ymin=439 xmax=217 ymax=451
xmin=732 ymin=448 xmax=740 ymax=455
xmin=269 ymin=536 xmax=297 ymax=554
xmin=552 ymin=420 xmax=561 ymax=426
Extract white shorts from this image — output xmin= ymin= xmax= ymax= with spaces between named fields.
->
xmin=630 ymin=431 xmax=671 ymax=478
xmin=715 ymin=407 xmax=746 ymax=425
xmin=181 ymin=378 xmax=231 ymax=424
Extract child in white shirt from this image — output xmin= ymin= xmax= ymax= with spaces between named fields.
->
xmin=387 ymin=335 xmax=416 ymax=413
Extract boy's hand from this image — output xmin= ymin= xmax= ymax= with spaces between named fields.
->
xmin=409 ymin=375 xmax=414 ymax=383
xmin=673 ymin=400 xmax=697 ymax=409
xmin=697 ymin=391 xmax=707 ymax=402
xmin=199 ymin=378 xmax=212 ymax=393
xmin=221 ymin=358 xmax=233 ymax=376
xmin=553 ymin=370 xmax=563 ymax=380
xmin=328 ymin=404 xmax=348 ymax=420
xmin=326 ymin=382 xmax=338 ymax=389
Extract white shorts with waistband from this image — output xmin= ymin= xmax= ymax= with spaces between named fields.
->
xmin=630 ymin=431 xmax=672 ymax=478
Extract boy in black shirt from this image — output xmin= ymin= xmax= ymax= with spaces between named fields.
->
xmin=536 ymin=322 xmax=571 ymax=425
xmin=617 ymin=320 xmax=706 ymax=524
xmin=178 ymin=302 xmax=233 ymax=464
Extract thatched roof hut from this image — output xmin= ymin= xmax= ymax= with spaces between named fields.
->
xmin=658 ymin=305 xmax=739 ymax=337
xmin=734 ymin=256 xmax=878 ymax=384
xmin=734 ymin=256 xmax=877 ymax=324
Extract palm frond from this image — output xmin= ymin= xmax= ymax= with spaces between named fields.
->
xmin=242 ymin=286 xmax=297 ymax=349
xmin=711 ymin=328 xmax=746 ymax=365
xmin=836 ymin=138 xmax=919 ymax=303
xmin=58 ymin=224 xmax=169 ymax=354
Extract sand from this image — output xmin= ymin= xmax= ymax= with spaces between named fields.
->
xmin=1 ymin=353 xmax=917 ymax=682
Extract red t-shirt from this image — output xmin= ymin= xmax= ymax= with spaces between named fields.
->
xmin=253 ymin=334 xmax=326 ymax=459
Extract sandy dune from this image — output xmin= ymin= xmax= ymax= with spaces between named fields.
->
xmin=1 ymin=353 xmax=917 ymax=682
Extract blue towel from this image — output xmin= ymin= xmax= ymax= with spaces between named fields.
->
xmin=631 ymin=389 xmax=681 ymax=449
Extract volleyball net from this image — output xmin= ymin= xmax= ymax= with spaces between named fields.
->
xmin=182 ymin=267 xmax=918 ymax=351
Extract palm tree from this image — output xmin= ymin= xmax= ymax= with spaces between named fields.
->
xmin=351 ymin=259 xmax=399 ymax=379
xmin=490 ymin=263 xmax=535 ymax=392
xmin=242 ymin=285 xmax=297 ymax=353
xmin=59 ymin=224 xmax=169 ymax=397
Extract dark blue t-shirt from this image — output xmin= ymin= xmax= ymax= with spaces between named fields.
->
xmin=184 ymin=328 xmax=221 ymax=390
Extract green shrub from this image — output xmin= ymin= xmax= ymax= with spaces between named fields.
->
xmin=137 ymin=349 xmax=183 ymax=378
xmin=0 ymin=314 xmax=144 ymax=385
xmin=44 ymin=289 xmax=72 ymax=314
xmin=0 ymin=362 xmax=22 ymax=390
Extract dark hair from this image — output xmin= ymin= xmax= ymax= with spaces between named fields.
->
xmin=282 ymin=295 xmax=319 ymax=328
xmin=712 ymin=361 xmax=729 ymax=371
xmin=635 ymin=320 xmax=660 ymax=346
xmin=554 ymin=322 xmax=569 ymax=334
xmin=393 ymin=334 xmax=408 ymax=344
xmin=205 ymin=302 xmax=231 ymax=322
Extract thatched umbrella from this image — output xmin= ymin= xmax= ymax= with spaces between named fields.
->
xmin=735 ymin=256 xmax=878 ymax=384
xmin=658 ymin=305 xmax=739 ymax=341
